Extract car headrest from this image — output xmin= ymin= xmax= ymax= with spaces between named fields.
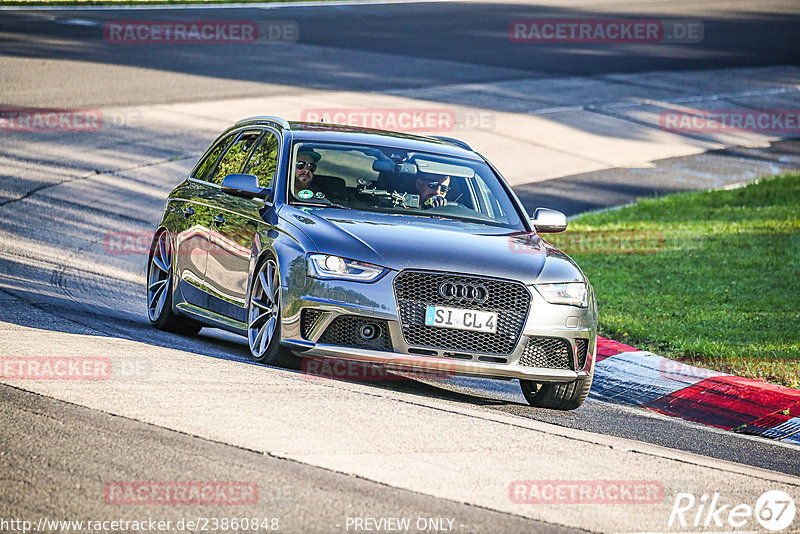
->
xmin=314 ymin=174 xmax=346 ymax=196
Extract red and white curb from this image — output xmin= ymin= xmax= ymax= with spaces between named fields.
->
xmin=593 ymin=337 xmax=800 ymax=444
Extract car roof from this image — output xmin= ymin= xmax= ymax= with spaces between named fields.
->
xmin=233 ymin=116 xmax=481 ymax=160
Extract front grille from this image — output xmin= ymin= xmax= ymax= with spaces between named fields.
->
xmin=319 ymin=315 xmax=393 ymax=352
xmin=575 ymin=338 xmax=589 ymax=369
xmin=518 ymin=337 xmax=572 ymax=369
xmin=301 ymin=309 xmax=325 ymax=340
xmin=394 ymin=271 xmax=531 ymax=356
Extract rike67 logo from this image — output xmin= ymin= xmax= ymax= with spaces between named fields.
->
xmin=669 ymin=490 xmax=796 ymax=531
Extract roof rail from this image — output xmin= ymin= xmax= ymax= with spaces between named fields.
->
xmin=429 ymin=135 xmax=472 ymax=151
xmin=235 ymin=115 xmax=291 ymax=130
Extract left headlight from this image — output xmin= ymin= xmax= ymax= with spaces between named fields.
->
xmin=535 ymin=282 xmax=589 ymax=307
xmin=306 ymin=254 xmax=387 ymax=282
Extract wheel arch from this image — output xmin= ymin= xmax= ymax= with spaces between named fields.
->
xmin=249 ymin=229 xmax=313 ymax=324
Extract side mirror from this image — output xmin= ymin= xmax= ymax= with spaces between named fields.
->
xmin=221 ymin=174 xmax=272 ymax=201
xmin=531 ymin=208 xmax=567 ymax=233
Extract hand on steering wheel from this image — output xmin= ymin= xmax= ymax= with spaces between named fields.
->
xmin=423 ymin=195 xmax=447 ymax=209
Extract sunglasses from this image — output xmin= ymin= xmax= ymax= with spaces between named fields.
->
xmin=296 ymin=161 xmax=317 ymax=171
xmin=426 ymin=181 xmax=450 ymax=192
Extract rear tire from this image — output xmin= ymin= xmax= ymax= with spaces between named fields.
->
xmin=146 ymin=230 xmax=202 ymax=336
xmin=520 ymin=371 xmax=593 ymax=410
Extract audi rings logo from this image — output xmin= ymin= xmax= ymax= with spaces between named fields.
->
xmin=438 ymin=281 xmax=489 ymax=303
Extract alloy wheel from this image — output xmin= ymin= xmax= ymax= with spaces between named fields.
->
xmin=248 ymin=259 xmax=280 ymax=360
xmin=147 ymin=231 xmax=172 ymax=321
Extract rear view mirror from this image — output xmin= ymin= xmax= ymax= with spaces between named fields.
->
xmin=372 ymin=160 xmax=417 ymax=175
xmin=531 ymin=208 xmax=567 ymax=233
xmin=221 ymin=174 xmax=272 ymax=201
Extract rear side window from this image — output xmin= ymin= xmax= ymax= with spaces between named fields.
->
xmin=193 ymin=132 xmax=237 ymax=182
xmin=211 ymin=130 xmax=262 ymax=185
xmin=243 ymin=131 xmax=280 ymax=188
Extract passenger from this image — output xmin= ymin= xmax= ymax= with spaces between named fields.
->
xmin=292 ymin=149 xmax=322 ymax=199
xmin=415 ymin=173 xmax=450 ymax=209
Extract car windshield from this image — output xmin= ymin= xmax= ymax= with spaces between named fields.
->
xmin=287 ymin=141 xmax=524 ymax=230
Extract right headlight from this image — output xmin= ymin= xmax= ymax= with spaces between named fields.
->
xmin=306 ymin=254 xmax=387 ymax=282
xmin=534 ymin=282 xmax=589 ymax=307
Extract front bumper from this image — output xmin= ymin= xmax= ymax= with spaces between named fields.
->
xmin=281 ymin=271 xmax=597 ymax=383
xmin=286 ymin=340 xmax=589 ymax=382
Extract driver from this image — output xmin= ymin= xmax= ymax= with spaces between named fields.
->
xmin=415 ymin=173 xmax=450 ymax=209
xmin=292 ymin=149 xmax=322 ymax=199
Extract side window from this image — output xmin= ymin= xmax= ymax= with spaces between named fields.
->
xmin=193 ymin=132 xmax=237 ymax=182
xmin=210 ymin=130 xmax=262 ymax=185
xmin=243 ymin=131 xmax=280 ymax=188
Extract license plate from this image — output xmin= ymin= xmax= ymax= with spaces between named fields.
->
xmin=424 ymin=305 xmax=497 ymax=333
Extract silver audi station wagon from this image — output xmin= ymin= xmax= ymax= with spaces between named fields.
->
xmin=147 ymin=116 xmax=598 ymax=409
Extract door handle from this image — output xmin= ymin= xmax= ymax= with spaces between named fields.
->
xmin=183 ymin=206 xmax=195 ymax=219
xmin=213 ymin=214 xmax=225 ymax=226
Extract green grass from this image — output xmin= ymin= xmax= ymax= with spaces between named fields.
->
xmin=547 ymin=173 xmax=800 ymax=389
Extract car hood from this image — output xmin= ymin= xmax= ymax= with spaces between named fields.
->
xmin=279 ymin=206 xmax=584 ymax=285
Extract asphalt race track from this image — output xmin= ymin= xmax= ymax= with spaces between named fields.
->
xmin=1 ymin=1 xmax=799 ymax=532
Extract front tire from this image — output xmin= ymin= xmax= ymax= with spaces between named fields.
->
xmin=146 ymin=230 xmax=202 ymax=335
xmin=247 ymin=256 xmax=295 ymax=367
xmin=520 ymin=371 xmax=593 ymax=410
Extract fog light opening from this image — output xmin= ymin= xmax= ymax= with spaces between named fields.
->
xmin=359 ymin=323 xmax=380 ymax=341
